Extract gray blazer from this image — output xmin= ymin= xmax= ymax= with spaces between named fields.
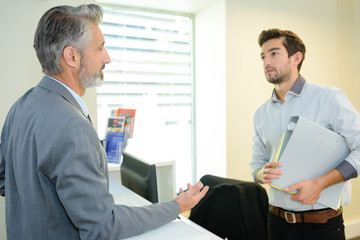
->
xmin=0 ymin=77 xmax=179 ymax=240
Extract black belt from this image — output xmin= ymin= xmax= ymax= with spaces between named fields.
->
xmin=269 ymin=205 xmax=342 ymax=224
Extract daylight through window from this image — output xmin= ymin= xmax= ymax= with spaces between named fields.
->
xmin=98 ymin=6 xmax=194 ymax=188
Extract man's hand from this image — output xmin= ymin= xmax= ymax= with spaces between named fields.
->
xmin=284 ymin=179 xmax=323 ymax=205
xmin=284 ymin=169 xmax=345 ymax=205
xmin=256 ymin=162 xmax=283 ymax=184
xmin=175 ymin=181 xmax=209 ymax=214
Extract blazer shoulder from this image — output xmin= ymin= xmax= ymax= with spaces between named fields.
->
xmin=37 ymin=77 xmax=83 ymax=115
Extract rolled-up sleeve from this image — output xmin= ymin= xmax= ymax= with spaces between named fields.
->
xmin=329 ymin=89 xmax=360 ymax=180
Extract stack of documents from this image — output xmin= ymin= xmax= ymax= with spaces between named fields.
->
xmin=270 ymin=116 xmax=350 ymax=210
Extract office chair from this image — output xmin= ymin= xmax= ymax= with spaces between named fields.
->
xmin=189 ymin=174 xmax=268 ymax=240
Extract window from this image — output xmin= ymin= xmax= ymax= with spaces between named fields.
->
xmin=98 ymin=6 xmax=194 ymax=188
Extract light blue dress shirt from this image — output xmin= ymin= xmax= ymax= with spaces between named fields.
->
xmin=251 ymin=76 xmax=360 ymax=211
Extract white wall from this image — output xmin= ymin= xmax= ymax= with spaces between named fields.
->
xmin=194 ymin=1 xmax=227 ymax=180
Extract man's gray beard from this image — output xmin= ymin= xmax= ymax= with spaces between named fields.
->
xmin=80 ymin=71 xmax=104 ymax=88
xmin=79 ymin=61 xmax=104 ymax=88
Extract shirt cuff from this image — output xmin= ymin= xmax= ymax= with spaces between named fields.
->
xmin=336 ymin=161 xmax=358 ymax=181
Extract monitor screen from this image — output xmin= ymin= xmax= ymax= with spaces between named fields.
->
xmin=120 ymin=152 xmax=159 ymax=203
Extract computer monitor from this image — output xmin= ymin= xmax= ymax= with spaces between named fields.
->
xmin=120 ymin=152 xmax=159 ymax=203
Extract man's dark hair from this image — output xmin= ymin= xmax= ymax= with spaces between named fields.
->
xmin=258 ymin=28 xmax=306 ymax=71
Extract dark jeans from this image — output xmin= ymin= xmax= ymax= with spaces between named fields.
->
xmin=268 ymin=210 xmax=345 ymax=240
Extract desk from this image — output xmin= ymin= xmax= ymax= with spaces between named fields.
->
xmin=109 ymin=178 xmax=223 ymax=240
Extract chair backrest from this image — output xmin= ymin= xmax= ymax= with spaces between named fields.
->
xmin=189 ymin=174 xmax=269 ymax=240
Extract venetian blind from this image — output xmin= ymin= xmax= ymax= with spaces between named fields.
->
xmin=97 ymin=6 xmax=194 ymax=187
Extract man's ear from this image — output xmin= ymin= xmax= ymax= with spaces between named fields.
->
xmin=62 ymin=46 xmax=80 ymax=68
xmin=293 ymin=51 xmax=303 ymax=66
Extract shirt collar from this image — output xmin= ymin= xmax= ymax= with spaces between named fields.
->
xmin=271 ymin=75 xmax=306 ymax=102
xmin=45 ymin=76 xmax=89 ymax=116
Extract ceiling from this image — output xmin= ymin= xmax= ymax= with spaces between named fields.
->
xmin=97 ymin=0 xmax=223 ymax=14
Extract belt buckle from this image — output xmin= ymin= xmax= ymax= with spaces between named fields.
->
xmin=285 ymin=211 xmax=296 ymax=224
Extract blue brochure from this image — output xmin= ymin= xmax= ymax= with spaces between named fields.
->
xmin=106 ymin=132 xmax=125 ymax=164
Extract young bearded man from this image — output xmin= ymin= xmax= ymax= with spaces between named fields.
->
xmin=251 ymin=28 xmax=360 ymax=240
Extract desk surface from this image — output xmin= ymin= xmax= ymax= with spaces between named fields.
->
xmin=109 ymin=179 xmax=223 ymax=240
